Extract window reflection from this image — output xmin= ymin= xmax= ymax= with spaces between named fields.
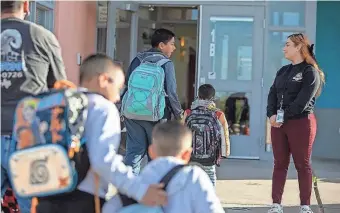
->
xmin=115 ymin=9 xmax=132 ymax=72
xmin=215 ymin=92 xmax=250 ymax=136
xmin=269 ymin=1 xmax=306 ymax=27
xmin=268 ymin=31 xmax=303 ymax=81
xmin=210 ymin=17 xmax=253 ymax=81
xmin=162 ymin=8 xmax=199 ymax=21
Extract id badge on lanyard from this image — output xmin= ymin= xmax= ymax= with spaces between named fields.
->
xmin=276 ymin=94 xmax=284 ymax=123
xmin=275 ymin=65 xmax=297 ymax=124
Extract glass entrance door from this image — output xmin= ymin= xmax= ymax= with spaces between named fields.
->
xmin=198 ymin=5 xmax=265 ymax=159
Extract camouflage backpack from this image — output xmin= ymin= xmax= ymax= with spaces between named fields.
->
xmin=185 ymin=107 xmax=222 ymax=166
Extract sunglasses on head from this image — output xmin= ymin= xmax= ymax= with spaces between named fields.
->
xmin=288 ymin=33 xmax=304 ymax=39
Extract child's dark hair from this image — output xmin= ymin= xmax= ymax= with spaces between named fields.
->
xmin=1 ymin=1 xmax=24 ymax=13
xmin=152 ymin=121 xmax=192 ymax=156
xmin=79 ymin=53 xmax=122 ymax=83
xmin=151 ymin=28 xmax=175 ymax=48
xmin=198 ymin=84 xmax=215 ymax=100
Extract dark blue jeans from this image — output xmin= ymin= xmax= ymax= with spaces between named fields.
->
xmin=123 ymin=119 xmax=158 ymax=175
xmin=1 ymin=135 xmax=31 ymax=213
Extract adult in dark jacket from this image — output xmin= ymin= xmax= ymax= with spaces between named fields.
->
xmin=1 ymin=1 xmax=67 ymax=212
xmin=266 ymin=33 xmax=325 ymax=213
xmin=122 ymin=28 xmax=184 ymax=175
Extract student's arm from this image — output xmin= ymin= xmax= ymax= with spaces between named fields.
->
xmin=218 ymin=112 xmax=230 ymax=157
xmin=164 ymin=61 xmax=184 ymax=120
xmin=86 ymin=101 xmax=148 ymax=201
xmin=191 ymin=169 xmax=225 ymax=213
xmin=44 ymin=30 xmax=67 ymax=88
xmin=181 ymin=109 xmax=190 ymax=124
xmin=284 ymin=66 xmax=320 ymax=118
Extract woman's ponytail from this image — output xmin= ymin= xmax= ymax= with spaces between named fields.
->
xmin=304 ymin=44 xmax=325 ymax=97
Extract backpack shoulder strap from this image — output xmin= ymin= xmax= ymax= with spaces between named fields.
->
xmin=118 ymin=164 xmax=187 ymax=207
xmin=160 ymin=164 xmax=187 ymax=190
xmin=156 ymin=58 xmax=170 ymax=67
xmin=140 ymin=53 xmax=170 ymax=66
xmin=140 ymin=53 xmax=162 ymax=63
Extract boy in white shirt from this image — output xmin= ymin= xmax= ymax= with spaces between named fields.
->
xmin=104 ymin=121 xmax=225 ymax=213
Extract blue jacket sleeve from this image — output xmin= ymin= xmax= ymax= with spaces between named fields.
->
xmin=163 ymin=61 xmax=183 ymax=119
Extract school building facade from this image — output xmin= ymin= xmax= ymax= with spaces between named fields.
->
xmin=36 ymin=1 xmax=340 ymax=160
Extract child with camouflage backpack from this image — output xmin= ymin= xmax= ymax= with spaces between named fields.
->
xmin=183 ymin=84 xmax=230 ymax=186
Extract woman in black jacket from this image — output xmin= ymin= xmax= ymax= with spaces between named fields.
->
xmin=266 ymin=33 xmax=325 ymax=213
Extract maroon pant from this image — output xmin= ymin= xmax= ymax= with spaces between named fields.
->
xmin=271 ymin=114 xmax=317 ymax=205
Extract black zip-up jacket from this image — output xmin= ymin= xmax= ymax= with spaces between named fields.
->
xmin=267 ymin=61 xmax=321 ymax=120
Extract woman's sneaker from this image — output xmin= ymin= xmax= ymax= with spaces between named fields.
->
xmin=268 ymin=203 xmax=283 ymax=213
xmin=300 ymin=205 xmax=313 ymax=213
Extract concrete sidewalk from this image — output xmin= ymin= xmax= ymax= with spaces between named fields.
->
xmin=216 ymin=159 xmax=340 ymax=213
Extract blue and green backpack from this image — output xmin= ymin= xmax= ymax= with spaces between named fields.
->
xmin=121 ymin=54 xmax=169 ymax=122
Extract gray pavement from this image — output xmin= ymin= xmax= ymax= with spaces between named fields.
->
xmin=216 ymin=158 xmax=340 ymax=213
xmin=118 ymin=134 xmax=340 ymax=213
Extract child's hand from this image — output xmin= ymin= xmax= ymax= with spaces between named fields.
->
xmin=141 ymin=183 xmax=168 ymax=206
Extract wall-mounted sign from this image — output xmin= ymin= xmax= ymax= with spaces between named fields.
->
xmin=208 ymin=72 xmax=216 ymax=80
xmin=98 ymin=6 xmax=107 ymax=23
xmin=209 ymin=43 xmax=215 ymax=57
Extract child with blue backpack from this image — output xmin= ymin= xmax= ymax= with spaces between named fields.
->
xmin=103 ymin=121 xmax=225 ymax=213
xmin=7 ymin=54 xmax=168 ymax=213
xmin=120 ymin=28 xmax=184 ymax=175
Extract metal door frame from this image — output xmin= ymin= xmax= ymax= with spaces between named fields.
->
xmin=106 ymin=2 xmax=139 ymax=62
xmin=197 ymin=5 xmax=265 ymax=159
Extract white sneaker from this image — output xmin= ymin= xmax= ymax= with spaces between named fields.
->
xmin=268 ymin=203 xmax=283 ymax=213
xmin=300 ymin=205 xmax=313 ymax=213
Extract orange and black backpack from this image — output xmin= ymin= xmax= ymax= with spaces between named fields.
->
xmin=7 ymin=80 xmax=92 ymax=200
